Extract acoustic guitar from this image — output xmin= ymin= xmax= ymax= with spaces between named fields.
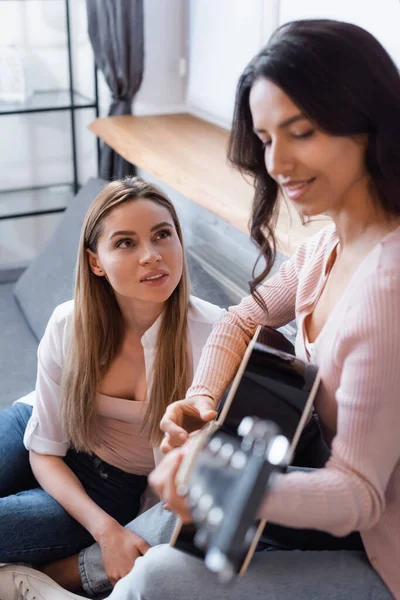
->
xmin=170 ymin=325 xmax=321 ymax=581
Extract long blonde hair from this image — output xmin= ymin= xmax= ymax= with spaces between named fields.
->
xmin=60 ymin=177 xmax=191 ymax=451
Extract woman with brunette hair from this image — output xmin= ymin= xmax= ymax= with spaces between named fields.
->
xmin=0 ymin=177 xmax=224 ymax=596
xmin=111 ymin=18 xmax=399 ymax=600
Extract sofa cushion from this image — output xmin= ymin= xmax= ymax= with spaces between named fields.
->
xmin=14 ymin=178 xmax=107 ymax=341
xmin=0 ymin=283 xmax=38 ymax=409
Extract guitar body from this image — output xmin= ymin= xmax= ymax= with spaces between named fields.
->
xmin=171 ymin=326 xmax=321 ymax=576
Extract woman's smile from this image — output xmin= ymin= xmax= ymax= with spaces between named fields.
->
xmin=281 ymin=178 xmax=316 ymax=202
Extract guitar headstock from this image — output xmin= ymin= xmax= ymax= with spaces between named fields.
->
xmin=186 ymin=417 xmax=289 ymax=582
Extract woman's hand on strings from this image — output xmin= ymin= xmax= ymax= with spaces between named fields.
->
xmin=160 ymin=395 xmax=217 ymax=453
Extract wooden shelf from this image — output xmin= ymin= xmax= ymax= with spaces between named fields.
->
xmin=89 ymin=113 xmax=329 ymax=255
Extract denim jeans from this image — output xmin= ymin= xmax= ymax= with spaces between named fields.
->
xmin=0 ymin=403 xmax=147 ymax=564
xmin=79 ymin=502 xmax=177 ymax=596
xmin=0 ymin=403 xmax=38 ymax=497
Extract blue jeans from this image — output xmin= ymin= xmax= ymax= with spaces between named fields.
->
xmin=0 ymin=403 xmax=147 ymax=564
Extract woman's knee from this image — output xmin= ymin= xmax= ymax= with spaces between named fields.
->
xmin=0 ymin=403 xmax=34 ymax=496
xmin=134 ymin=545 xmax=179 ymax=589
xmin=112 ymin=545 xmax=187 ymax=600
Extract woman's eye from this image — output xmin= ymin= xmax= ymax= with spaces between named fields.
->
xmin=293 ymin=130 xmax=315 ymax=140
xmin=116 ymin=239 xmax=134 ymax=249
xmin=260 ymin=130 xmax=314 ymax=150
xmin=261 ymin=139 xmax=272 ymax=150
xmin=155 ymin=228 xmax=172 ymax=241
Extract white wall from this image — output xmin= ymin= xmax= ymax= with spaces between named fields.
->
xmin=186 ymin=0 xmax=400 ymax=128
xmin=186 ymin=0 xmax=279 ymax=129
xmin=135 ymin=0 xmax=186 ymax=115
xmin=279 ymin=0 xmax=400 ymax=66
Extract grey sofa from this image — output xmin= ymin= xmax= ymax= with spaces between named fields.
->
xmin=0 ymin=179 xmax=110 ymax=411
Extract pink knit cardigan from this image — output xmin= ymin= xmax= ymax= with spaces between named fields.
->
xmin=187 ymin=224 xmax=400 ymax=598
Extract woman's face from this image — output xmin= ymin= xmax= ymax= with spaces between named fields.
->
xmin=249 ymin=77 xmax=369 ymax=218
xmin=88 ymin=199 xmax=183 ymax=310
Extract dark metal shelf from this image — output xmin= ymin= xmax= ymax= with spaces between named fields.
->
xmin=0 ymin=184 xmax=73 ymax=221
xmin=0 ymin=0 xmax=100 ymax=225
xmin=0 ymin=90 xmax=97 ymax=116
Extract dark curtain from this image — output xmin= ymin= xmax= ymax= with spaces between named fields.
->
xmin=86 ymin=0 xmax=144 ymax=180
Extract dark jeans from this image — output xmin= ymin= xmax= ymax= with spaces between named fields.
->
xmin=0 ymin=402 xmax=147 ymax=564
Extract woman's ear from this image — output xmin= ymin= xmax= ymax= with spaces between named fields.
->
xmin=87 ymin=249 xmax=105 ymax=277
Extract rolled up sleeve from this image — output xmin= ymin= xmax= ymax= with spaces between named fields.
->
xmin=24 ymin=307 xmax=71 ymax=456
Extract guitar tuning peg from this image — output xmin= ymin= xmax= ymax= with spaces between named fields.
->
xmin=219 ymin=443 xmax=234 ymax=462
xmin=192 ymin=494 xmax=215 ymax=524
xmin=189 ymin=483 xmax=203 ymax=503
xmin=252 ymin=420 xmax=274 ymax=440
xmin=198 ymin=494 xmax=214 ymax=513
xmin=266 ymin=434 xmax=290 ymax=465
xmin=208 ymin=437 xmax=223 ymax=454
xmin=237 ymin=416 xmax=254 ymax=437
xmin=207 ymin=506 xmax=224 ymax=527
xmin=230 ymin=450 xmax=247 ymax=470
xmin=192 ymin=506 xmax=207 ymax=523
xmin=205 ymin=548 xmax=234 ymax=583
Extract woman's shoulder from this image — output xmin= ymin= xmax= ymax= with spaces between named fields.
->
xmin=377 ymin=224 xmax=400 ymax=271
xmin=351 ymin=225 xmax=400 ymax=291
xmin=37 ymin=300 xmax=74 ymax=362
xmin=188 ymin=296 xmax=226 ymax=325
xmin=301 ymin=222 xmax=337 ymax=257
xmin=49 ymin=300 xmax=74 ymax=327
xmin=292 ymin=222 xmax=338 ymax=274
xmin=340 ymin=243 xmax=400 ymax=344
xmin=187 ymin=297 xmax=226 ymax=356
xmin=43 ymin=300 xmax=74 ymax=344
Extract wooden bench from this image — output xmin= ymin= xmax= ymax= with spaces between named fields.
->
xmin=89 ymin=113 xmax=329 ymax=256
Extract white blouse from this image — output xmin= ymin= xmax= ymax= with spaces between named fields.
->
xmin=22 ymin=297 xmax=225 ymax=471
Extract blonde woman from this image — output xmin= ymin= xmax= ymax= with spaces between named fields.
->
xmin=0 ymin=177 xmax=224 ymax=595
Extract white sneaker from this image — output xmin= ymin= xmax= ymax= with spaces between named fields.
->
xmin=0 ymin=565 xmax=87 ymax=600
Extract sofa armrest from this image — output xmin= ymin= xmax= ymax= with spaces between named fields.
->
xmin=0 ymin=266 xmax=26 ymax=284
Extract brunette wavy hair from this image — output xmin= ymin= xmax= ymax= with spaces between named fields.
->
xmin=228 ymin=19 xmax=400 ymax=309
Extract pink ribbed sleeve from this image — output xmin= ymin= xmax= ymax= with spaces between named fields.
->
xmin=259 ymin=270 xmax=400 ymax=535
xmin=185 ymin=229 xmax=326 ymax=402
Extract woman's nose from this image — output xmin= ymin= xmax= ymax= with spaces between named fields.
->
xmin=266 ymin=140 xmax=294 ymax=180
xmin=139 ymin=244 xmax=162 ymax=265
